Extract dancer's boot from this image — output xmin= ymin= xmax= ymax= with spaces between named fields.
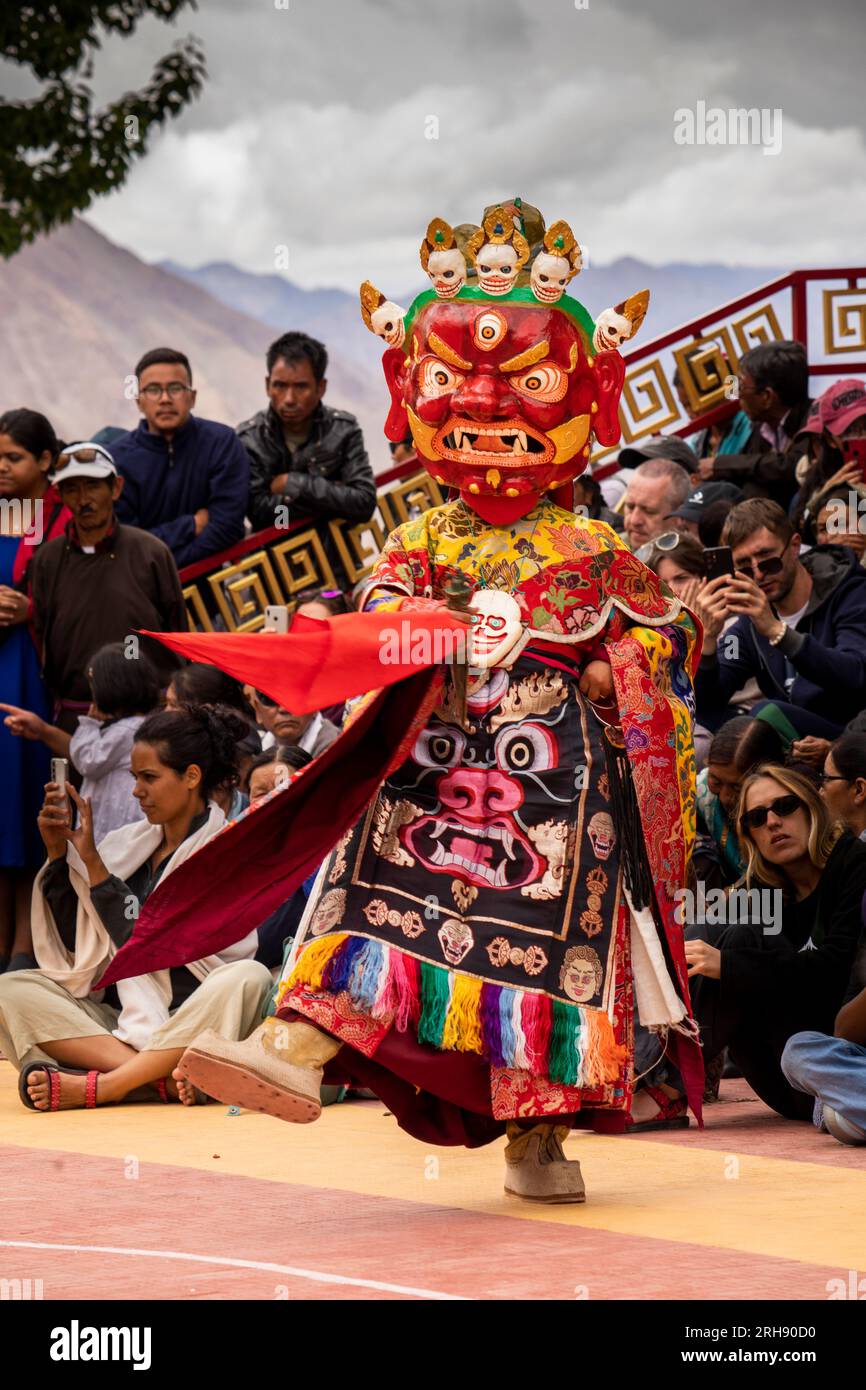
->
xmin=503 ymin=1122 xmax=586 ymax=1203
xmin=176 ymin=1017 xmax=342 ymax=1123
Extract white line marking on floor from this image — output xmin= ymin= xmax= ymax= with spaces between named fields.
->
xmin=0 ymin=1239 xmax=467 ymax=1300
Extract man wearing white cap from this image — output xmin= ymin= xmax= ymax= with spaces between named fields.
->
xmin=29 ymin=443 xmax=186 ymax=731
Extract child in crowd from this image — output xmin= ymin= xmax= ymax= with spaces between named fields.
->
xmin=1 ymin=642 xmax=162 ymax=843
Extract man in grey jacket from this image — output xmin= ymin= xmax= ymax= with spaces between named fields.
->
xmin=239 ymin=332 xmax=377 ymax=534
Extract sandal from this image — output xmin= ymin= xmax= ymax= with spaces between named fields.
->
xmin=18 ymin=1062 xmax=99 ymax=1112
xmin=626 ymin=1083 xmax=689 ymax=1133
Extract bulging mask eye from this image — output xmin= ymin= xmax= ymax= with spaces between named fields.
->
xmin=417 ymin=357 xmax=465 ymax=398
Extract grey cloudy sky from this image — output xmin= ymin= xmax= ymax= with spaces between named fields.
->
xmin=35 ymin=0 xmax=866 ymax=288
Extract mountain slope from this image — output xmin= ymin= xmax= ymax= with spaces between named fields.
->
xmin=160 ymin=256 xmax=788 ymax=374
xmin=0 ymin=221 xmax=388 ymax=458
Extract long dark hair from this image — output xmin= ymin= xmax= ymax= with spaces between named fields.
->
xmin=134 ymin=704 xmax=249 ymax=799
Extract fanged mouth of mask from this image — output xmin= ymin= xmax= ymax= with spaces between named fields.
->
xmin=421 ymin=819 xmax=531 ymax=888
xmin=441 ymin=424 xmax=546 ymax=457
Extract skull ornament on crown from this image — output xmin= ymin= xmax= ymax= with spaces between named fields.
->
xmin=530 ymin=220 xmax=583 ymax=304
xmin=360 ymin=198 xmax=650 ymax=524
xmin=420 ymin=218 xmax=467 ymax=299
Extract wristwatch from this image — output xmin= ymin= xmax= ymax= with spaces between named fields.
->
xmin=768 ymin=620 xmax=787 ymax=646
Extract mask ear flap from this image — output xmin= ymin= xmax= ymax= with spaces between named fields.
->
xmin=382 ymin=347 xmax=410 ymax=442
xmin=591 ymin=350 xmax=626 ymax=447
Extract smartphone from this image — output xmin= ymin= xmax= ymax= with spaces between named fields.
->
xmin=263 ymin=605 xmax=289 ymax=633
xmin=842 ymin=437 xmax=866 ymax=484
xmin=50 ymin=757 xmax=69 ymax=789
xmin=703 ymin=545 xmax=735 ymax=581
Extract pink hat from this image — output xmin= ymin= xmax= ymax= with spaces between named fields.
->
xmin=812 ymin=379 xmax=866 ymax=438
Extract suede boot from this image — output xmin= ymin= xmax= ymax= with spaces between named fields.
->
xmin=503 ymin=1121 xmax=586 ymax=1203
xmin=176 ymin=1017 xmax=342 ymax=1124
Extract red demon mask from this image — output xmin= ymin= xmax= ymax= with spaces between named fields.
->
xmin=382 ymin=296 xmax=624 ymax=523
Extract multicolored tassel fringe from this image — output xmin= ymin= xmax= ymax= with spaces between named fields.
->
xmin=286 ymin=934 xmax=625 ymax=1088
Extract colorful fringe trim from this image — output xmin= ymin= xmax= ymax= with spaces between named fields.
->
xmin=285 ymin=933 xmax=625 ymax=1088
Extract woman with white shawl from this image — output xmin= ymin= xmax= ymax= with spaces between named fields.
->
xmin=0 ymin=704 xmax=272 ymax=1111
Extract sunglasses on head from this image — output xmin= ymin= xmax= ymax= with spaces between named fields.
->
xmin=740 ymin=792 xmax=804 ymax=832
xmin=635 ymin=530 xmax=682 ymax=563
xmin=55 ymin=445 xmax=114 ymax=470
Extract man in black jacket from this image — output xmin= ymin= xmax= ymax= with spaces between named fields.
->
xmin=697 ymin=341 xmax=812 ymax=510
xmin=694 ymin=497 xmax=866 ymax=738
xmin=239 ymin=332 xmax=377 ymax=536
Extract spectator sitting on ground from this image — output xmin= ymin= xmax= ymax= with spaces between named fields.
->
xmin=819 ymin=733 xmax=866 ymax=841
xmin=30 ymin=444 xmax=186 ymax=734
xmin=290 ymin=588 xmax=352 ymax=725
xmin=248 ymin=686 xmax=340 ymax=760
xmin=701 ymin=342 xmax=811 ymax=510
xmin=1 ymin=642 xmax=162 ymax=843
xmin=388 ymin=435 xmax=416 ymax=466
xmin=240 ymin=331 xmax=376 ymax=533
xmin=599 ymin=467 xmax=634 ymax=517
xmin=800 ymin=479 xmax=866 ymax=566
xmin=663 ymin=766 xmax=866 ymax=1125
xmin=617 ymin=450 xmax=694 ymax=551
xmin=791 ymin=378 xmax=866 ymax=520
xmin=164 ymin=664 xmax=258 ymax=819
xmin=693 ymin=715 xmax=788 ymax=889
xmin=640 ymin=530 xmax=705 ymax=597
xmin=0 ymin=704 xmax=272 ymax=1111
xmin=666 ymin=480 xmax=744 ymax=540
xmin=245 ymin=746 xmax=316 ymax=969
xmin=782 ymin=977 xmax=866 ymax=1146
xmin=694 ymin=497 xmax=866 ymax=740
xmin=698 ymin=498 xmax=736 ymax=549
xmin=573 ymin=472 xmax=623 ymax=531
xmin=112 ymin=347 xmax=249 ymax=569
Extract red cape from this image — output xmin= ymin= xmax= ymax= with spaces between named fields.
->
xmin=97 ymin=610 xmax=466 ymax=986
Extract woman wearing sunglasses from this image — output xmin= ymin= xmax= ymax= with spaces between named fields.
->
xmin=683 ymin=765 xmax=866 ymax=1120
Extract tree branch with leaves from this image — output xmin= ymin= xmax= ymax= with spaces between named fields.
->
xmin=0 ymin=1 xmax=206 ymax=257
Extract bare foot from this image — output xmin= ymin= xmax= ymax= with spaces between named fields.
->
xmin=171 ymin=1065 xmax=208 ymax=1106
xmin=26 ymin=1068 xmax=100 ymax=1111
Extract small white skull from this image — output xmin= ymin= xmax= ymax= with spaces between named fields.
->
xmin=592 ymin=306 xmax=632 ymax=353
xmin=426 ymin=247 xmax=466 ymax=299
xmin=438 ymin=918 xmax=474 ymax=965
xmin=370 ymin=301 xmax=406 ymax=348
xmin=467 ymin=590 xmax=525 ymax=669
xmin=530 ymin=251 xmax=573 ymax=304
xmin=475 ymin=243 xmax=520 ymax=296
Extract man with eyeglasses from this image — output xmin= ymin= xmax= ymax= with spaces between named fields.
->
xmin=698 ymin=341 xmax=812 ymax=511
xmin=111 ymin=347 xmax=249 ymax=569
xmin=694 ymin=497 xmax=866 ymax=737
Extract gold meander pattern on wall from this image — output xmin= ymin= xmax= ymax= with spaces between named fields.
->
xmin=182 ymin=471 xmax=443 ymax=632
xmin=593 ymin=299 xmax=786 ymax=464
xmin=823 ymin=288 xmax=866 ymax=355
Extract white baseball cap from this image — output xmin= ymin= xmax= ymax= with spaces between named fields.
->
xmin=51 ymin=442 xmax=118 ymax=483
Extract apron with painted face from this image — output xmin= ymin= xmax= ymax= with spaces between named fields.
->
xmin=313 ymin=647 xmax=623 ymax=1022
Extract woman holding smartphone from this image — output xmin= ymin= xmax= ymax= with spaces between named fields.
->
xmin=0 ymin=704 xmax=272 ymax=1111
xmin=683 ymin=765 xmax=866 ymax=1119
